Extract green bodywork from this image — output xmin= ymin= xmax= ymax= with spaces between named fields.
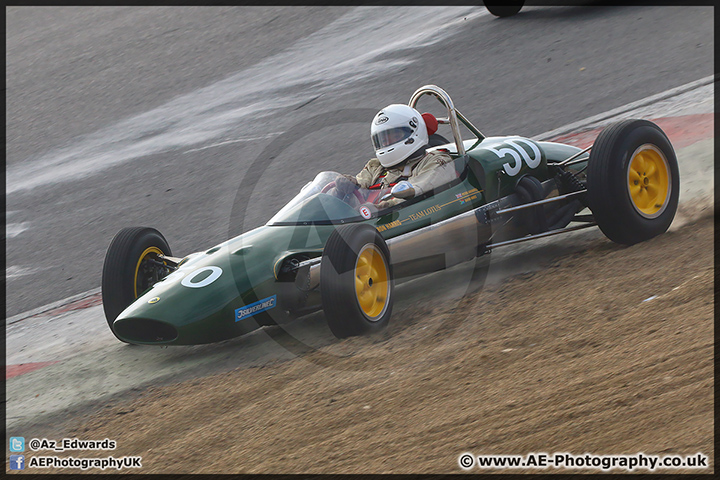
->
xmin=113 ymin=136 xmax=584 ymax=345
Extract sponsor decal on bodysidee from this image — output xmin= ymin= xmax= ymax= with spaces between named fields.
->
xmin=377 ymin=219 xmax=402 ymax=232
xmin=235 ymin=295 xmax=277 ymax=322
xmin=407 ymin=204 xmax=441 ymax=222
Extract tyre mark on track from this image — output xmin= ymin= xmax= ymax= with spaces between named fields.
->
xmin=6 ymin=361 xmax=61 ymax=380
xmin=6 ymin=6 xmax=485 ymax=195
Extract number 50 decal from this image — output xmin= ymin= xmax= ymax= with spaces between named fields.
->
xmin=488 ymin=139 xmax=542 ymax=176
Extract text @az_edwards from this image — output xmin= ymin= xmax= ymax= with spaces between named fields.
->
xmin=27 ymin=437 xmax=116 ymax=452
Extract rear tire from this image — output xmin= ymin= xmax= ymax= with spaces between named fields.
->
xmin=101 ymin=227 xmax=172 ymax=341
xmin=321 ymin=224 xmax=393 ymax=338
xmin=484 ymin=2 xmax=524 ymax=17
xmin=515 ymin=175 xmax=547 ymax=234
xmin=587 ymin=119 xmax=679 ymax=245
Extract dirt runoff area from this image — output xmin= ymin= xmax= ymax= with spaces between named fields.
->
xmin=40 ymin=204 xmax=713 ymax=474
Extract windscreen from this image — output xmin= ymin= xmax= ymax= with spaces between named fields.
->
xmin=267 ymin=171 xmax=392 ymax=225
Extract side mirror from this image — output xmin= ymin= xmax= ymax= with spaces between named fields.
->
xmin=380 ymin=181 xmax=416 ymax=202
xmin=390 ymin=180 xmax=416 ymax=199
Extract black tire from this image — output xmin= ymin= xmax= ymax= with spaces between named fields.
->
xmin=515 ymin=175 xmax=547 ymax=234
xmin=320 ymin=224 xmax=394 ymax=338
xmin=484 ymin=1 xmax=524 ymax=17
xmin=427 ymin=133 xmax=450 ymax=148
xmin=587 ymin=119 xmax=679 ymax=245
xmin=101 ymin=227 xmax=172 ymax=340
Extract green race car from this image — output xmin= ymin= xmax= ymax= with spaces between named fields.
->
xmin=101 ymin=85 xmax=679 ymax=345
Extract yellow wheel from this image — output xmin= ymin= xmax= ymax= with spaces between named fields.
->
xmin=627 ymin=144 xmax=671 ymax=219
xmin=134 ymin=246 xmax=165 ymax=297
xmin=587 ymin=119 xmax=679 ymax=245
xmin=321 ymin=224 xmax=394 ymax=338
xmin=354 ymin=244 xmax=390 ymax=320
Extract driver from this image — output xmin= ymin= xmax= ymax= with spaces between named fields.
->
xmin=335 ymin=104 xmax=456 ymax=208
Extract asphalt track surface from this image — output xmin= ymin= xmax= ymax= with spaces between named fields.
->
xmin=5 ymin=5 xmax=713 ymax=318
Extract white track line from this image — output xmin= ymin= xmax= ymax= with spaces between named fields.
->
xmin=7 ymin=288 xmax=101 ymax=325
xmin=534 ymin=74 xmax=714 ymax=141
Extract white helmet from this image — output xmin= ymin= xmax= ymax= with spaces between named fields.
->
xmin=371 ymin=104 xmax=429 ymax=167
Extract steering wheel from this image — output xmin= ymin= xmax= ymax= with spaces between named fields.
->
xmin=321 ymin=181 xmax=365 ymax=203
xmin=320 ymin=181 xmax=336 ymax=194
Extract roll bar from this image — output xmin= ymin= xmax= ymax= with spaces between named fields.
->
xmin=408 ymin=85 xmax=485 ymax=156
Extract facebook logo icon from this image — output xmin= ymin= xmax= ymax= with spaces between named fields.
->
xmin=10 ymin=455 xmax=25 ymax=470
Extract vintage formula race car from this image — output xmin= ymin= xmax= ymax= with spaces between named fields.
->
xmin=102 ymin=85 xmax=679 ymax=345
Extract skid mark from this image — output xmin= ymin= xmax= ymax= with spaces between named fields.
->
xmin=6 ymin=265 xmax=44 ymax=279
xmin=6 ymin=222 xmax=31 ymax=238
xmin=6 ymin=361 xmax=60 ymax=380
xmin=42 ymin=293 xmax=104 ymax=317
xmin=6 ymin=6 xmax=485 ymax=194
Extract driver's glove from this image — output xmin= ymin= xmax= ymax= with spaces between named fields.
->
xmin=376 ymin=197 xmax=402 ymax=210
xmin=335 ymin=174 xmax=359 ymax=195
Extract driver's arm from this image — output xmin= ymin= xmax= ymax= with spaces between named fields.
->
xmin=356 ymin=158 xmax=382 ymax=189
xmin=407 ymin=151 xmax=455 ymax=196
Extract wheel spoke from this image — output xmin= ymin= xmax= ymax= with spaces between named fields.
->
xmin=366 ymin=254 xmax=378 ymax=272
xmin=645 ymin=160 xmax=657 ymax=177
xmin=646 ymin=184 xmax=660 ymax=200
xmin=632 ymin=153 xmax=645 ymax=173
xmin=355 ymin=277 xmax=365 ymax=292
xmin=629 ymin=168 xmax=641 ymax=182
xmin=358 ymin=289 xmax=371 ymax=304
xmin=629 ymin=184 xmax=642 ymax=198
xmin=356 ymin=264 xmax=371 ymax=278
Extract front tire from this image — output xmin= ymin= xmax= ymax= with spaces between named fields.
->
xmin=321 ymin=224 xmax=393 ymax=338
xmin=101 ymin=227 xmax=172 ymax=341
xmin=587 ymin=119 xmax=679 ymax=245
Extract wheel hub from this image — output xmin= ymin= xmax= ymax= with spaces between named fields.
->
xmin=627 ymin=144 xmax=671 ymax=219
xmin=134 ymin=247 xmax=167 ymax=297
